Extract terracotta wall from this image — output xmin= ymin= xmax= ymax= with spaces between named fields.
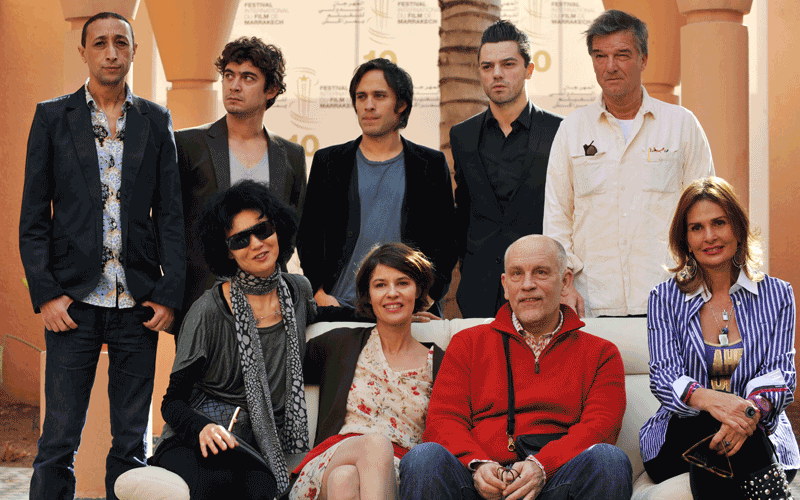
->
xmin=0 ymin=0 xmax=68 ymax=404
xmin=768 ymin=2 xmax=800 ymax=396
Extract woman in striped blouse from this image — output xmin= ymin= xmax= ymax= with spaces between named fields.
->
xmin=640 ymin=177 xmax=799 ymax=499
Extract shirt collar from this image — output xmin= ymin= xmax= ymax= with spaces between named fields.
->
xmin=683 ymin=270 xmax=760 ymax=302
xmin=511 ymin=309 xmax=564 ymax=338
xmin=84 ymin=79 xmax=133 ymax=112
xmin=591 ymin=85 xmax=655 ymax=122
xmin=485 ymin=100 xmax=532 ymax=131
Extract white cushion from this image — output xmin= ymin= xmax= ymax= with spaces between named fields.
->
xmin=632 ymin=471 xmax=691 ymax=500
xmin=114 ymin=466 xmax=190 ymax=500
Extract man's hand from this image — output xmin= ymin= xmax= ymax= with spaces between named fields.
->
xmin=40 ymin=295 xmax=77 ymax=332
xmin=473 ymin=462 xmax=508 ymax=500
xmin=502 ymin=460 xmax=545 ymax=500
xmin=412 ymin=311 xmax=441 ymax=323
xmin=561 ymin=280 xmax=585 ymax=317
xmin=141 ymin=301 xmax=174 ymax=332
xmin=198 ymin=423 xmax=238 ymax=458
xmin=314 ymin=289 xmax=340 ymax=307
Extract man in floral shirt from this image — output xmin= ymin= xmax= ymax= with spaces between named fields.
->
xmin=19 ymin=12 xmax=184 ymax=500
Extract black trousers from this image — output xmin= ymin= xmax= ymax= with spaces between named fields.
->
xmin=644 ymin=412 xmax=795 ymax=499
xmin=154 ymin=441 xmax=277 ymax=500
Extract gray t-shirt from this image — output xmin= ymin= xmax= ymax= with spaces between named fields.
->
xmin=230 ymin=148 xmax=270 ymax=185
xmin=330 ymin=148 xmax=405 ymax=307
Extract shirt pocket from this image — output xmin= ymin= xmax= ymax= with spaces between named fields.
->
xmin=572 ymin=152 xmax=607 ymax=198
xmin=642 ymin=149 xmax=680 ymax=193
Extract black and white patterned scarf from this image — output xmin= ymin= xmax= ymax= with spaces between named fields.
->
xmin=229 ymin=267 xmax=309 ymax=494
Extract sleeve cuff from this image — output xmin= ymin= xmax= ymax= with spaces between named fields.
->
xmin=525 ymin=455 xmax=547 ymax=483
xmin=468 ymin=459 xmax=497 ymax=472
xmin=745 ymin=369 xmax=788 ymax=398
xmin=672 ymin=376 xmax=702 ymax=415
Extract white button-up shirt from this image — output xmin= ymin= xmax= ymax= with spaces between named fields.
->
xmin=543 ymin=87 xmax=714 ymax=317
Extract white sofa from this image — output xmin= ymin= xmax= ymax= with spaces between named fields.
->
xmin=115 ymin=318 xmax=691 ymax=500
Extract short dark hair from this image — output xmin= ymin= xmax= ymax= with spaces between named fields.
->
xmin=668 ymin=176 xmax=763 ymax=294
xmin=585 ymin=10 xmax=648 ymax=58
xmin=199 ymin=180 xmax=299 ymax=277
xmin=215 ymin=37 xmax=287 ymax=110
xmin=354 ymin=243 xmax=435 ymax=319
xmin=81 ymin=12 xmax=134 ymax=47
xmin=479 ymin=20 xmax=531 ymax=67
xmin=349 ymin=58 xmax=413 ymax=130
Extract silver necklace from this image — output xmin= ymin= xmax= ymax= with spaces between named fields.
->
xmin=708 ymin=301 xmax=734 ymax=346
xmin=256 ymin=308 xmax=281 ymax=323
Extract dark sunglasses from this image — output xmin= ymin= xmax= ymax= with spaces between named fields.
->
xmin=682 ymin=434 xmax=734 ymax=478
xmin=225 ymin=220 xmax=276 ymax=250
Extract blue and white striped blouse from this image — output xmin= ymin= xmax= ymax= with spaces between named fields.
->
xmin=639 ymin=271 xmax=800 ymax=469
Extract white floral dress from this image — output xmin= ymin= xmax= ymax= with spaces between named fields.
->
xmin=290 ymin=329 xmax=434 ymax=499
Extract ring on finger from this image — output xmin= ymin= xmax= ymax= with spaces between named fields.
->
xmin=723 ymin=440 xmax=731 ymax=447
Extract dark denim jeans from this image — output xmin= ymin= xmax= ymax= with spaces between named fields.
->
xmin=399 ymin=442 xmax=633 ymax=500
xmin=30 ymin=302 xmax=158 ymax=500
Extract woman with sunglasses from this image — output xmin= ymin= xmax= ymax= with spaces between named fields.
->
xmin=149 ymin=180 xmax=316 ymax=500
xmin=640 ymin=177 xmax=798 ymax=499
xmin=290 ymin=242 xmax=444 ymax=500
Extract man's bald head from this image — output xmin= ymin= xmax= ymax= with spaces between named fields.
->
xmin=501 ymin=235 xmax=572 ymax=335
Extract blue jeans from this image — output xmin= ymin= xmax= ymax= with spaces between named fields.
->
xmin=399 ymin=442 xmax=633 ymax=500
xmin=30 ymin=302 xmax=158 ymax=500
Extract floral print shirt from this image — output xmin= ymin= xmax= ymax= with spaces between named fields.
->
xmin=80 ymin=80 xmax=135 ymax=308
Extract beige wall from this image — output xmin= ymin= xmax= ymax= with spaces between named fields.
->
xmin=768 ymin=2 xmax=800 ymax=395
xmin=0 ymin=0 xmax=68 ymax=404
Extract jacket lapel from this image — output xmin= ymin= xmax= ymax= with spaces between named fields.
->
xmin=464 ymin=111 xmax=504 ymax=218
xmin=504 ymin=103 xmax=547 ymax=220
xmin=206 ymin=117 xmax=231 ymax=190
xmin=266 ymin=128 xmax=287 ymax=198
xmin=66 ymin=88 xmax=102 ymax=210
xmin=120 ymin=97 xmax=149 ymax=209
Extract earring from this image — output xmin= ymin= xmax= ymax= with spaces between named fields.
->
xmin=684 ymin=255 xmax=698 ymax=278
xmin=732 ymin=246 xmax=744 ymax=268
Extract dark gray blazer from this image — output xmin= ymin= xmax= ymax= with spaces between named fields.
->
xmin=19 ymin=86 xmax=185 ymax=312
xmin=175 ymin=116 xmax=307 ymax=321
xmin=451 ymin=102 xmax=562 ymax=318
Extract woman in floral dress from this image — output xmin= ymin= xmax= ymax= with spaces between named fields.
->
xmin=290 ymin=243 xmax=445 ymax=500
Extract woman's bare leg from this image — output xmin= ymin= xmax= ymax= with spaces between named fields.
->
xmin=320 ymin=433 xmax=396 ymax=500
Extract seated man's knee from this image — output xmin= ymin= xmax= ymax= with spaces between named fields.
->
xmin=327 ymin=465 xmax=360 ymax=500
xmin=400 ymin=442 xmax=454 ymax=474
xmin=586 ymin=443 xmax=632 ymax=474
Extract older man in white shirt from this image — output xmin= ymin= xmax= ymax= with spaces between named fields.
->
xmin=544 ymin=9 xmax=714 ymax=318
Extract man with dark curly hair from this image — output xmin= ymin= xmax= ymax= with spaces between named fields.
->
xmin=174 ymin=37 xmax=306 ymax=334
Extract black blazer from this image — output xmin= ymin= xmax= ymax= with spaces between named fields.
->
xmin=19 ymin=86 xmax=186 ymax=312
xmin=175 ymin=116 xmax=307 ymax=314
xmin=451 ymin=103 xmax=562 ymax=317
xmin=296 ymin=136 xmax=457 ymax=303
xmin=304 ymin=326 xmax=445 ymax=446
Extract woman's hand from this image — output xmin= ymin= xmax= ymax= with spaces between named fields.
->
xmin=198 ymin=423 xmax=238 ymax=458
xmin=412 ymin=311 xmax=441 ymax=323
xmin=710 ymin=422 xmax=749 ymax=457
xmin=314 ymin=289 xmax=340 ymax=307
xmin=690 ymin=388 xmax=758 ymax=437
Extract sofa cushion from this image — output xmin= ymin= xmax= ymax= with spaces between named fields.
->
xmin=632 ymin=471 xmax=691 ymax=500
xmin=114 ymin=466 xmax=190 ymax=500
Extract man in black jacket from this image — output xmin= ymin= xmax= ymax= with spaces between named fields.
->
xmin=297 ymin=58 xmax=456 ymax=316
xmin=452 ymin=20 xmax=562 ymax=318
xmin=18 ymin=12 xmax=185 ymax=500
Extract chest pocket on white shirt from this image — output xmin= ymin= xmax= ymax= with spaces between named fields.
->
xmin=572 ymin=152 xmax=607 ymax=198
xmin=642 ymin=150 xmax=680 ymax=193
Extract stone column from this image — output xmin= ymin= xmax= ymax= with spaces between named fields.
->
xmin=144 ymin=0 xmax=238 ymax=434
xmin=145 ymin=0 xmax=239 ymax=130
xmin=603 ymin=0 xmax=686 ymax=104
xmin=678 ymin=0 xmax=752 ymax=206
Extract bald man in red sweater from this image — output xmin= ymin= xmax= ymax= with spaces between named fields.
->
xmin=399 ymin=235 xmax=632 ymax=500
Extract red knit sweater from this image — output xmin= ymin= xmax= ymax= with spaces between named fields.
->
xmin=423 ymin=304 xmax=626 ymax=476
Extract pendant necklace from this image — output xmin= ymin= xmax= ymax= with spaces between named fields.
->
xmin=708 ymin=301 xmax=734 ymax=346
